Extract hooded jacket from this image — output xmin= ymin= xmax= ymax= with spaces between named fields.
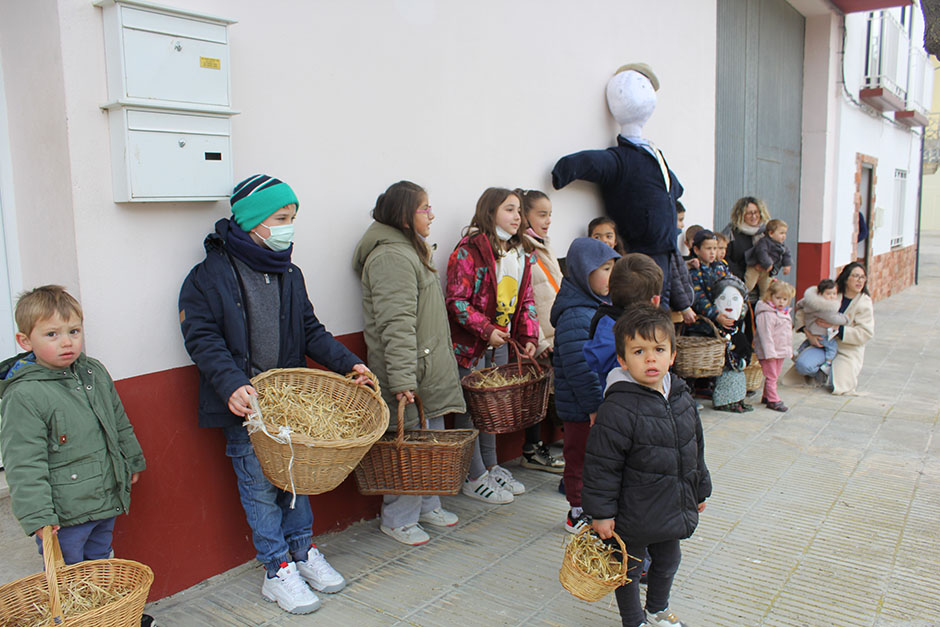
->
xmin=795 ymin=286 xmax=850 ymax=337
xmin=753 ymin=299 xmax=794 ymax=360
xmin=582 ymin=372 xmax=711 ymax=545
xmin=445 ymin=231 xmax=539 ymax=369
xmin=179 ymin=218 xmax=361 ymax=428
xmin=0 ymin=353 xmax=146 ymax=535
xmin=550 ymin=238 xmax=620 ymax=422
xmin=352 ymin=221 xmax=465 ymax=427
xmin=745 ymin=235 xmax=792 ymax=273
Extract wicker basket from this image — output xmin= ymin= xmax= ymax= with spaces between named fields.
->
xmin=249 ymin=368 xmax=389 ymax=495
xmin=354 ymin=395 xmax=478 ymax=495
xmin=674 ymin=316 xmax=727 ymax=378
xmin=461 ymin=341 xmax=551 ymax=434
xmin=559 ymin=526 xmax=631 ymax=602
xmin=0 ymin=526 xmax=153 ymax=626
xmin=744 ymin=356 xmax=765 ymax=392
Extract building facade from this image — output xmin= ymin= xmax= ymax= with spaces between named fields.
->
xmin=0 ymin=0 xmax=933 ymax=600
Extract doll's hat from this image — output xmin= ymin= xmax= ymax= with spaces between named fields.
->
xmin=613 ymin=63 xmax=659 ymax=91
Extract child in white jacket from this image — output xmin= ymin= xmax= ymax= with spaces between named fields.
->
xmin=793 ymin=279 xmax=850 ymax=380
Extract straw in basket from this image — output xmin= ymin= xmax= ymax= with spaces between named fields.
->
xmin=354 ymin=395 xmax=478 ymax=495
xmin=559 ymin=526 xmax=632 ymax=602
xmin=461 ymin=339 xmax=551 ymax=434
xmin=246 ymin=368 xmax=389 ymax=498
xmin=674 ymin=316 xmax=728 ymax=379
xmin=744 ymin=355 xmax=765 ymax=392
xmin=0 ymin=525 xmax=153 ymax=626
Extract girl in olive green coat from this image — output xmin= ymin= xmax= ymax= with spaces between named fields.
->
xmin=352 ymin=181 xmax=467 ymax=546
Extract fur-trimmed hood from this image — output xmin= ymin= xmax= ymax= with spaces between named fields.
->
xmin=797 ymin=286 xmax=840 ymax=314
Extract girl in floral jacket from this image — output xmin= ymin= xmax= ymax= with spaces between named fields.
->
xmin=446 ymin=187 xmax=540 ymax=504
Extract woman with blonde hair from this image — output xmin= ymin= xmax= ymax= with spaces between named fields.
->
xmin=722 ymin=196 xmax=771 ymax=281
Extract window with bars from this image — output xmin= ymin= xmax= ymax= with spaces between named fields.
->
xmin=891 ymin=168 xmax=907 ymax=248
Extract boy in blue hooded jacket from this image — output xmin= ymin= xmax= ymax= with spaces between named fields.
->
xmin=550 ymin=237 xmax=620 ymax=534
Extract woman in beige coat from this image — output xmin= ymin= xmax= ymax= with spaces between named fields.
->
xmin=785 ymin=262 xmax=874 ymax=395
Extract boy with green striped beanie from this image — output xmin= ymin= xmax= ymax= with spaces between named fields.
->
xmin=230 ymin=174 xmax=300 ymax=231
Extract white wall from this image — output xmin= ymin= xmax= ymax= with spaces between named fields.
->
xmin=830 ymin=11 xmax=926 ymax=267
xmin=5 ymin=0 xmax=717 ymax=380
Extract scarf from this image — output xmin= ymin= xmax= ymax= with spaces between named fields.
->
xmin=225 ymin=218 xmax=293 ymax=273
xmin=736 ymin=222 xmax=763 ymax=236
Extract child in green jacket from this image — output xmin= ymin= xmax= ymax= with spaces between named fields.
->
xmin=0 ymin=285 xmax=146 ymax=564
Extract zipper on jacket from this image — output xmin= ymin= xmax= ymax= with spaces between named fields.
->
xmin=223 ymin=250 xmax=253 ymax=375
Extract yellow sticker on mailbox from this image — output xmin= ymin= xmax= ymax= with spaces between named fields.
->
xmin=200 ymin=57 xmax=221 ymax=70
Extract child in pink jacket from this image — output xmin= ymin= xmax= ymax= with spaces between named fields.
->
xmin=754 ymin=280 xmax=795 ymax=411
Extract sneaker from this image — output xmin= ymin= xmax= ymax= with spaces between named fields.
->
xmin=820 ymin=361 xmax=832 ymax=376
xmin=261 ymin=562 xmax=321 ymax=614
xmin=564 ymin=510 xmax=590 ymax=534
xmin=418 ymin=507 xmax=458 ymax=527
xmin=646 ymin=607 xmax=687 ymax=626
xmin=141 ymin=615 xmax=156 ymax=627
xmin=296 ymin=546 xmax=346 ymax=593
xmin=521 ymin=441 xmax=565 ymax=473
xmin=766 ymin=400 xmax=788 ymax=412
xmin=462 ymin=471 xmax=514 ymax=504
xmin=489 ymin=464 xmax=525 ymax=495
xmin=380 ymin=523 xmax=430 ymax=545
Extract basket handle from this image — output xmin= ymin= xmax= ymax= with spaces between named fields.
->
xmin=396 ymin=394 xmax=427 ymax=446
xmin=345 ymin=369 xmax=380 ymax=391
xmin=41 ymin=526 xmax=65 ymax=624
xmin=575 ymin=524 xmax=630 ymax=579
xmin=507 ymin=338 xmax=541 ymax=376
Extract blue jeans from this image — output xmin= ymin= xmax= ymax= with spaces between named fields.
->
xmin=793 ymin=338 xmax=838 ymax=375
xmin=36 ymin=517 xmax=115 ymax=565
xmin=224 ymin=425 xmax=313 ymax=573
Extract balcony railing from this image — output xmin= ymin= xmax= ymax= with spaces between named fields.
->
xmin=865 ymin=11 xmax=909 ymax=101
xmin=907 ymin=46 xmax=930 ymax=115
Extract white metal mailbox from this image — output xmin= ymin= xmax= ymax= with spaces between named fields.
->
xmin=96 ymin=0 xmax=237 ymax=202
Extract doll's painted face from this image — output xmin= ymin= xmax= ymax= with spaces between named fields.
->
xmin=606 ymin=70 xmax=657 ymax=130
xmin=714 ymin=285 xmax=745 ymax=320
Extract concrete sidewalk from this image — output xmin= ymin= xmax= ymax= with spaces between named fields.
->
xmin=144 ymin=235 xmax=940 ymax=626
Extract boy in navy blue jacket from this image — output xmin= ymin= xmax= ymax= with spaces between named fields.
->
xmin=583 ymin=305 xmax=711 ymax=627
xmin=179 ymin=174 xmax=371 ymax=615
xmin=550 ymin=237 xmax=619 ymax=534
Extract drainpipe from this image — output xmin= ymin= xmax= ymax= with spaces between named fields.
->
xmin=916 ymin=132 xmax=924 ymax=285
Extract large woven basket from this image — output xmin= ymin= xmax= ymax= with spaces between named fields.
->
xmin=0 ymin=526 xmax=153 ymax=626
xmin=559 ymin=526 xmax=631 ymax=602
xmin=744 ymin=355 xmax=765 ymax=392
xmin=461 ymin=341 xmax=551 ymax=434
xmin=674 ymin=316 xmax=727 ymax=379
xmin=354 ymin=395 xmax=478 ymax=495
xmin=249 ymin=368 xmax=389 ymax=495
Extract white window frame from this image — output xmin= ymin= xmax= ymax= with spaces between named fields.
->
xmin=891 ymin=168 xmax=907 ymax=248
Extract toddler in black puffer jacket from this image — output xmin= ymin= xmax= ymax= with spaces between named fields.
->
xmin=582 ymin=304 xmax=711 ymax=627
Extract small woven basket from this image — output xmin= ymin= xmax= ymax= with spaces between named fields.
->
xmin=674 ymin=316 xmax=727 ymax=379
xmin=744 ymin=356 xmax=765 ymax=392
xmin=461 ymin=340 xmax=551 ymax=434
xmin=0 ymin=526 xmax=153 ymax=626
xmin=559 ymin=526 xmax=631 ymax=602
xmin=249 ymin=368 xmax=389 ymax=495
xmin=354 ymin=395 xmax=478 ymax=495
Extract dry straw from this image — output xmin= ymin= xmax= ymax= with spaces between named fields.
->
xmin=559 ymin=526 xmax=631 ymax=602
xmin=257 ymin=381 xmax=374 ymax=440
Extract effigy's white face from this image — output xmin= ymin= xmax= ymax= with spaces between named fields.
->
xmin=715 ymin=285 xmax=744 ymax=320
xmin=606 ymin=70 xmax=656 ymax=132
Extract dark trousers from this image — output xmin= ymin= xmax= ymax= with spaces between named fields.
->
xmin=36 ymin=517 xmax=116 ymax=565
xmin=562 ymin=420 xmax=591 ymax=508
xmin=614 ymin=538 xmax=681 ymax=627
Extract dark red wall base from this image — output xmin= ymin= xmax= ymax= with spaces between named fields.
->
xmin=796 ymin=241 xmax=831 ymax=298
xmin=111 ymin=331 xmax=549 ymax=601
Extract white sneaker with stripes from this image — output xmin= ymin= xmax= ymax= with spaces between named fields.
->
xmin=462 ymin=470 xmax=514 ymax=504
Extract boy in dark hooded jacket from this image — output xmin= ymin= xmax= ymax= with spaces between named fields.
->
xmin=550 ymin=237 xmax=620 ymax=534
xmin=583 ymin=305 xmax=711 ymax=627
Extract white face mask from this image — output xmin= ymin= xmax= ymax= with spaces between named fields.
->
xmin=495 ymin=226 xmax=514 ymax=241
xmin=253 ymin=223 xmax=294 ymax=252
xmin=714 ymin=286 xmax=744 ymax=320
